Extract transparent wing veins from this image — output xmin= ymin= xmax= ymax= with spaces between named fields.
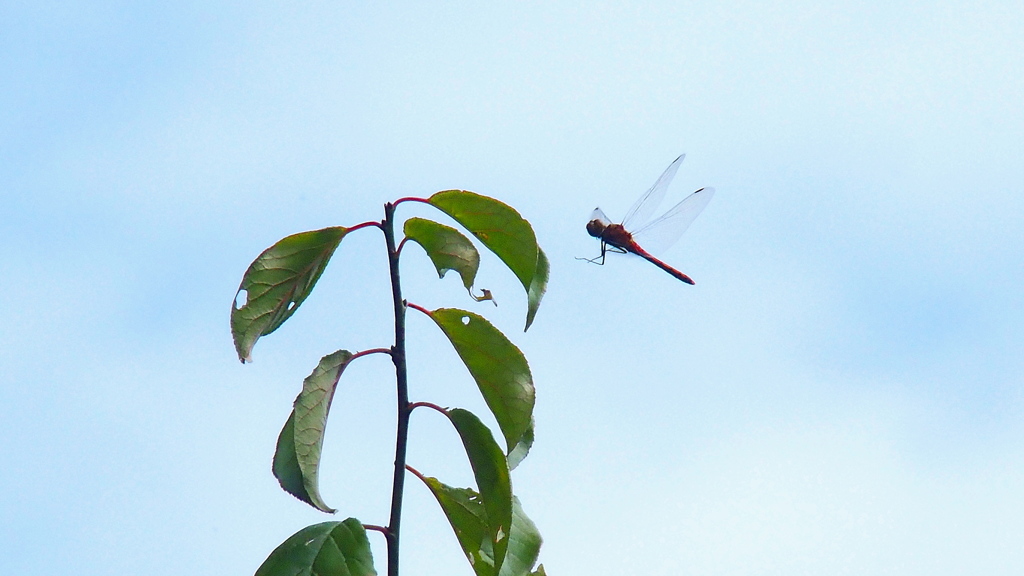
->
xmin=621 ymin=154 xmax=685 ymax=229
xmin=589 ymin=207 xmax=612 ymax=225
xmin=631 ymin=187 xmax=715 ymax=255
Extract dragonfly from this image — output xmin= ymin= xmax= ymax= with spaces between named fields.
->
xmin=583 ymin=154 xmax=714 ymax=284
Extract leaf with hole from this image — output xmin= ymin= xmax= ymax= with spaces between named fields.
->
xmin=447 ymin=408 xmax=513 ymax=574
xmin=425 ymin=308 xmax=534 ymax=453
xmin=403 ymin=217 xmax=481 ymax=292
xmin=416 ymin=477 xmax=542 ymax=576
xmin=254 ymin=518 xmax=376 ymax=576
xmin=273 ymin=350 xmax=353 ymax=512
xmin=231 ymin=227 xmax=347 ymax=362
xmin=427 ymin=191 xmax=545 ymax=330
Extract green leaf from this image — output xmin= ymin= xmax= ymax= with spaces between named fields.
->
xmin=427 ymin=191 xmax=545 ymax=328
xmin=416 ymin=477 xmax=542 ymax=576
xmin=530 ymin=565 xmax=547 ymax=576
xmin=231 ymin=227 xmax=348 ymax=363
xmin=426 ymin=308 xmax=535 ymax=452
xmin=499 ymin=497 xmax=543 ymax=576
xmin=403 ymin=217 xmax=480 ymax=290
xmin=254 ymin=518 xmax=376 ymax=576
xmin=505 ymin=416 xmax=534 ymax=471
xmin=524 ymin=248 xmax=548 ymax=331
xmin=447 ymin=408 xmax=513 ymax=574
xmin=420 ymin=479 xmax=492 ymax=576
xmin=273 ymin=350 xmax=354 ymax=512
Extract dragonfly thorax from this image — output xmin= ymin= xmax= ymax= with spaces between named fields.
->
xmin=585 ymin=219 xmax=607 ymax=238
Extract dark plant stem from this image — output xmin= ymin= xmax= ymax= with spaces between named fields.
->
xmin=382 ymin=202 xmax=410 ymax=576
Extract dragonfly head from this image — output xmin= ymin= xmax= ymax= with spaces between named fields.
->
xmin=585 ymin=219 xmax=606 ymax=238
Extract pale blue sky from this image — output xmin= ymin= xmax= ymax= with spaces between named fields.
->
xmin=3 ymin=1 xmax=1024 ymax=574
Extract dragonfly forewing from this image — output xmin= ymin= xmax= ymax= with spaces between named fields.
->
xmin=621 ymin=154 xmax=686 ymax=230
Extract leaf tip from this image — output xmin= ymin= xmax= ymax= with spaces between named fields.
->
xmin=524 ymin=248 xmax=549 ymax=331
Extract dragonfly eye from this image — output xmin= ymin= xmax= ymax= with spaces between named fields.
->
xmin=585 ymin=220 xmax=605 ymax=238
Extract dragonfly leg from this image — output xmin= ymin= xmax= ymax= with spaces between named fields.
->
xmin=576 ymin=242 xmax=624 ymax=265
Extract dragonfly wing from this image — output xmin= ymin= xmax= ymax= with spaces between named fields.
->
xmin=621 ymin=154 xmax=685 ymax=230
xmin=589 ymin=207 xmax=612 ymax=225
xmin=632 ymin=187 xmax=715 ymax=255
